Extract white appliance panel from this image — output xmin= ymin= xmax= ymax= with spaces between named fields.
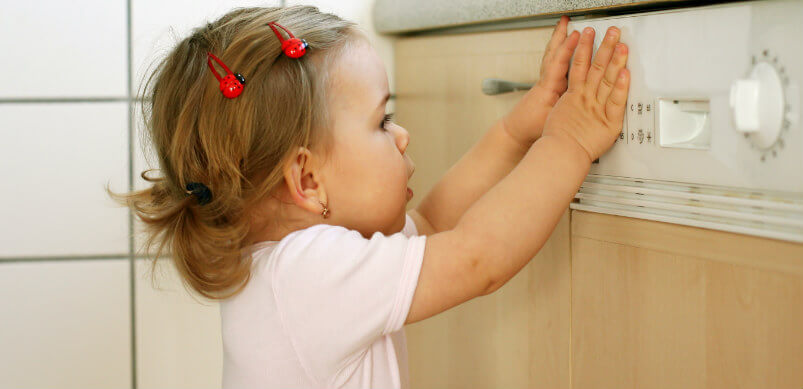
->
xmin=567 ymin=1 xmax=803 ymax=242
xmin=569 ymin=1 xmax=802 ymax=193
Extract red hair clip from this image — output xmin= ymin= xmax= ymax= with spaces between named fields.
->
xmin=268 ymin=22 xmax=308 ymax=58
xmin=206 ymin=52 xmax=245 ymax=99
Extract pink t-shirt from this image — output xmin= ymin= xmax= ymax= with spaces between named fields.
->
xmin=221 ymin=213 xmax=427 ymax=389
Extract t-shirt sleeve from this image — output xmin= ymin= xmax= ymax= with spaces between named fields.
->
xmin=268 ymin=216 xmax=426 ymax=386
xmin=401 ymin=212 xmax=419 ymax=237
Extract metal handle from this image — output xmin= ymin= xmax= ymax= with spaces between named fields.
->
xmin=481 ymin=78 xmax=534 ymax=95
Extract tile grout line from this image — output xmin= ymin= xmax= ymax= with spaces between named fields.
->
xmin=0 ymin=255 xmax=130 ymax=263
xmin=126 ymin=0 xmax=138 ymax=387
xmin=0 ymin=254 xmax=158 ymax=263
xmin=0 ymin=97 xmax=146 ymax=104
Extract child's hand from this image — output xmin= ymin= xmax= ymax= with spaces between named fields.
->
xmin=501 ymin=15 xmax=578 ymax=146
xmin=541 ymin=26 xmax=630 ymax=163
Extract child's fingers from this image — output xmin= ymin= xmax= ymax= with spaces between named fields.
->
xmin=541 ymin=30 xmax=580 ymax=90
xmin=585 ymin=27 xmax=620 ymax=97
xmin=557 ymin=30 xmax=581 ymax=72
xmin=605 ymin=68 xmax=630 ymax=126
xmin=568 ymin=27 xmax=595 ymax=92
xmin=539 ymin=16 xmax=569 ymax=79
xmin=545 ymin=16 xmax=570 ymax=56
xmin=597 ymin=43 xmax=628 ymax=104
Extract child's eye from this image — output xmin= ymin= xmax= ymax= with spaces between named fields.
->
xmin=381 ymin=113 xmax=395 ymax=130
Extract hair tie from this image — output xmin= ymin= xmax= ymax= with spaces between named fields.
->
xmin=185 ymin=182 xmax=213 ymax=205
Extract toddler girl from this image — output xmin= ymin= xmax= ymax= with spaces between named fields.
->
xmin=113 ymin=5 xmax=629 ymax=389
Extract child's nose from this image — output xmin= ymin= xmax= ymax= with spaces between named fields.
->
xmin=394 ymin=125 xmax=410 ymax=154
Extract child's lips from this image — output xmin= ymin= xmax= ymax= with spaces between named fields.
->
xmin=406 ymin=187 xmax=413 ymax=200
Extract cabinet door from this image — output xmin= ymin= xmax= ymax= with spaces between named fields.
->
xmin=571 ymin=210 xmax=803 ymax=389
xmin=395 ymin=27 xmax=571 ymax=389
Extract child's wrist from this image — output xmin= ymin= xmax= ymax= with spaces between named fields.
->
xmin=536 ymin=132 xmax=594 ymax=166
xmin=502 ymin=85 xmax=559 ymax=145
xmin=532 ymin=82 xmax=561 ymax=108
xmin=498 ymin=116 xmax=536 ymax=150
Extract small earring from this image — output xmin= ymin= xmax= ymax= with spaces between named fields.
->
xmin=319 ymin=200 xmax=330 ymax=219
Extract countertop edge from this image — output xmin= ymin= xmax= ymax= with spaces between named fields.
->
xmin=372 ymin=0 xmax=738 ymax=35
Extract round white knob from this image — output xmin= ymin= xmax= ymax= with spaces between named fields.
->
xmin=729 ymin=62 xmax=785 ymax=149
xmin=730 ymin=79 xmax=760 ymax=131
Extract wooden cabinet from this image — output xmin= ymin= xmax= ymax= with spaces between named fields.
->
xmin=396 ymin=26 xmax=572 ymax=389
xmin=396 ymin=26 xmax=803 ymax=389
xmin=571 ymin=210 xmax=803 ymax=389
xmin=400 ymin=210 xmax=570 ymax=389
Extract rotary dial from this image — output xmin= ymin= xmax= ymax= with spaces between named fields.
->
xmin=729 ymin=50 xmax=792 ymax=159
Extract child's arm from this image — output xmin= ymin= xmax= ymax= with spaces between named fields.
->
xmin=412 ymin=16 xmax=575 ymax=234
xmin=409 ymin=118 xmax=529 ymax=235
xmin=405 ymin=25 xmax=629 ymax=325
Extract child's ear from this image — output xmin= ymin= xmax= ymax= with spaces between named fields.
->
xmin=282 ymin=146 xmax=327 ymax=215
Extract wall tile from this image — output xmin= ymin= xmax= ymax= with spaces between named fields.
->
xmin=0 ymin=103 xmax=129 ymax=257
xmin=0 ymin=1 xmax=127 ymax=98
xmin=135 ymin=258 xmax=222 ymax=389
xmin=0 ymin=259 xmax=132 ymax=389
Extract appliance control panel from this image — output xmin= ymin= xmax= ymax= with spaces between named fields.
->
xmin=568 ymin=0 xmax=802 ymax=194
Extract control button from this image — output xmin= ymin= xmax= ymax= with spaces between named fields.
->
xmin=730 ymin=60 xmax=785 ymax=149
xmin=647 ymin=132 xmax=652 ymax=143
xmin=657 ymin=98 xmax=711 ymax=149
xmin=646 ymin=104 xmax=651 ymax=112
xmin=638 ymin=129 xmax=644 ymax=144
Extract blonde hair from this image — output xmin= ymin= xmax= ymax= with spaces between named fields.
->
xmin=109 ymin=6 xmax=358 ymax=300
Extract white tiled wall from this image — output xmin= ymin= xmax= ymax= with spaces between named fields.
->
xmin=0 ymin=260 xmax=132 ymax=389
xmin=1 ymin=1 xmax=391 ymax=388
xmin=1 ymin=1 xmax=131 ymax=386
xmin=0 ymin=1 xmax=128 ymax=98
xmin=0 ymin=103 xmax=130 ymax=257
xmin=134 ymin=258 xmax=223 ymax=388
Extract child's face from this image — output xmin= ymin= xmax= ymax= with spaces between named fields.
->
xmin=322 ymin=38 xmax=415 ymax=237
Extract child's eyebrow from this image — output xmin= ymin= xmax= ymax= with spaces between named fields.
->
xmin=375 ymin=93 xmax=390 ymax=111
